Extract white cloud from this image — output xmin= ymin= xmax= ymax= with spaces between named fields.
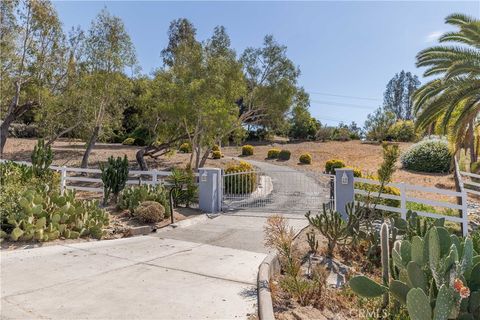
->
xmin=425 ymin=31 xmax=443 ymax=43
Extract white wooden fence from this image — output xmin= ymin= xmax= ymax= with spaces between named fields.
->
xmin=354 ymin=177 xmax=469 ymax=236
xmin=0 ymin=159 xmax=189 ymax=195
xmin=459 ymin=171 xmax=480 ymax=197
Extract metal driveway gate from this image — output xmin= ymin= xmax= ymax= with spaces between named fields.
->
xmin=221 ymin=169 xmax=335 ymax=213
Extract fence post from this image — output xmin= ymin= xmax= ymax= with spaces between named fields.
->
xmin=60 ymin=166 xmax=67 ymax=195
xmin=400 ymin=183 xmax=407 ymax=220
xmin=152 ymin=169 xmax=158 ymax=186
xmin=461 ymin=189 xmax=468 ymax=237
xmin=198 ymin=168 xmax=222 ymax=213
xmin=334 ymin=168 xmax=354 ymax=219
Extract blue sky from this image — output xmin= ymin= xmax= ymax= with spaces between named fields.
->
xmin=53 ymin=1 xmax=479 ymax=127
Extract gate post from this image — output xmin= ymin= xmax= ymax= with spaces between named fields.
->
xmin=334 ymin=168 xmax=354 ymax=219
xmin=198 ymin=168 xmax=222 ymax=213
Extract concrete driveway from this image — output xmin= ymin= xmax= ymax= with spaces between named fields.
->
xmin=225 ymin=159 xmax=333 ymax=214
xmin=1 ymin=212 xmax=307 ymax=320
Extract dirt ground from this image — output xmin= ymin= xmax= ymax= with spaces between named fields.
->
xmin=1 ymin=138 xmax=462 ymax=204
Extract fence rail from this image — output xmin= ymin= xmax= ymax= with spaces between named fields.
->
xmin=353 ymin=177 xmax=468 ymax=236
xmin=0 ymin=159 xmax=197 ymax=195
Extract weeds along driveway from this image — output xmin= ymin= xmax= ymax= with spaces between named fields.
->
xmin=1 ymin=213 xmax=308 ymax=320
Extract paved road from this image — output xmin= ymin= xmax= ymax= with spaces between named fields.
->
xmin=1 ymin=212 xmax=308 ymax=320
xmin=224 ymin=159 xmax=333 ymax=214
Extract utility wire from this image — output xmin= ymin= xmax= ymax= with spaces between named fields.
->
xmin=308 ymin=91 xmax=381 ymax=102
xmin=310 ymin=99 xmax=377 ymax=110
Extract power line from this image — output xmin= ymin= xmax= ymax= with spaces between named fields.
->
xmin=310 ymin=99 xmax=377 ymax=110
xmin=308 ymin=91 xmax=381 ymax=102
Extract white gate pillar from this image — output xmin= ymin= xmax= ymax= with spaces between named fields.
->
xmin=334 ymin=168 xmax=354 ymax=219
xmin=198 ymin=168 xmax=222 ymax=213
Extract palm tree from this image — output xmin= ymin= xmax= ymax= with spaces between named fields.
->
xmin=413 ymin=13 xmax=480 ymax=165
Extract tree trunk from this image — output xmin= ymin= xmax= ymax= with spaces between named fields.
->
xmin=0 ymin=101 xmax=37 ymax=154
xmin=0 ymin=113 xmax=15 ymax=155
xmin=468 ymin=119 xmax=477 ymax=164
xmin=46 ymin=123 xmax=81 ymax=147
xmin=136 ymin=147 xmax=149 ymax=171
xmin=195 ymin=145 xmax=202 ymax=170
xmin=198 ymin=148 xmax=210 ymax=168
xmin=81 ymin=125 xmax=100 ymax=168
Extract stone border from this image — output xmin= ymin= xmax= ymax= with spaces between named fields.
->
xmin=257 ymin=252 xmax=280 ymax=320
xmin=257 ymin=224 xmax=309 ymax=320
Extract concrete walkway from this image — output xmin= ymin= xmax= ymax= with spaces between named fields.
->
xmin=1 ymin=212 xmax=308 ymax=320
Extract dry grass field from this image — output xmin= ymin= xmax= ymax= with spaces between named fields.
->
xmin=2 ymin=138 xmax=459 ymax=204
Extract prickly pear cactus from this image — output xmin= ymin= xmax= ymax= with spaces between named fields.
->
xmin=3 ymin=188 xmax=109 ymax=242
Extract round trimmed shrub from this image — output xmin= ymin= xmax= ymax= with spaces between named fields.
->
xmin=242 ymin=145 xmax=254 ymax=156
xmin=212 ymin=145 xmax=220 ymax=152
xmin=267 ymin=148 xmax=281 ymax=159
xmin=347 ymin=166 xmax=362 ymax=177
xmin=134 ymin=201 xmax=165 ymax=223
xmin=299 ymin=153 xmax=312 ymax=164
xmin=224 ymin=161 xmax=257 ymax=194
xmin=212 ymin=150 xmax=222 ymax=159
xmin=179 ymin=142 xmax=192 ymax=153
xmin=401 ymin=138 xmax=451 ymax=173
xmin=325 ymin=159 xmax=345 ymax=174
xmin=122 ymin=137 xmax=135 ymax=145
xmin=278 ymin=149 xmax=291 ymax=161
xmin=387 ymin=120 xmax=416 ymax=142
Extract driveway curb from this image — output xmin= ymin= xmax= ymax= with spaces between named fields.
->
xmin=257 ymin=252 xmax=280 ymax=320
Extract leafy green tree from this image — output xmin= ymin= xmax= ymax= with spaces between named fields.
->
xmin=239 ymin=35 xmax=301 ymax=132
xmin=0 ymin=0 xmax=68 ymax=153
xmin=79 ymin=9 xmax=136 ymax=168
xmin=134 ymin=21 xmax=245 ymax=170
xmin=413 ymin=13 xmax=480 ymax=163
xmin=364 ymin=107 xmax=396 ymax=141
xmin=289 ymin=89 xmax=320 ymax=140
xmin=383 ymin=70 xmax=420 ymax=120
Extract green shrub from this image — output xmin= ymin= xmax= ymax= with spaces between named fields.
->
xmin=224 ymin=161 xmax=257 ymax=194
xmin=134 ymin=201 xmax=165 ymax=223
xmin=267 ymin=148 xmax=281 ymax=159
xmin=325 ymin=159 xmax=345 ymax=174
xmin=278 ymin=149 xmax=291 ymax=160
xmin=122 ymin=137 xmax=135 ymax=145
xmin=167 ymin=168 xmax=198 ymax=207
xmin=241 ymin=145 xmax=254 ymax=156
xmin=3 ymin=188 xmax=109 ymax=241
xmin=347 ymin=166 xmax=362 ymax=177
xmin=401 ymin=137 xmax=451 ymax=173
xmin=118 ymin=185 xmax=170 ymax=216
xmin=387 ymin=120 xmax=416 ymax=142
xmin=212 ymin=150 xmax=222 ymax=159
xmin=299 ymin=153 xmax=312 ymax=164
xmin=31 ymin=139 xmax=53 ymax=177
xmin=100 ymin=156 xmax=129 ymax=205
xmin=471 ymin=161 xmax=480 ymax=174
xmin=179 ymin=142 xmax=192 ymax=153
xmin=212 ymin=145 xmax=220 ymax=152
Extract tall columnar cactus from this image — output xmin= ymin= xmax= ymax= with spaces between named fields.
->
xmin=350 ymin=225 xmax=480 ymax=319
xmin=305 ymin=203 xmax=358 ymax=257
xmin=31 ymin=139 xmax=53 ymax=177
xmin=380 ymin=222 xmax=390 ymax=308
xmin=100 ymin=155 xmax=129 ymax=206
